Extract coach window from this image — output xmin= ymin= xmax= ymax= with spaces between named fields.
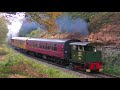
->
xmin=35 ymin=43 xmax=37 ymax=47
xmin=40 ymin=43 xmax=42 ymax=48
xmin=36 ymin=42 xmax=39 ymax=48
xmin=40 ymin=44 xmax=42 ymax=48
xmin=47 ymin=44 xmax=49 ymax=50
xmin=33 ymin=42 xmax=35 ymax=47
xmin=51 ymin=46 xmax=53 ymax=50
xmin=54 ymin=44 xmax=57 ymax=51
xmin=43 ymin=44 xmax=45 ymax=49
xmin=42 ymin=44 xmax=43 ymax=48
xmin=48 ymin=45 xmax=50 ymax=50
xmin=30 ymin=42 xmax=32 ymax=47
xmin=39 ymin=43 xmax=41 ymax=48
xmin=30 ymin=42 xmax=32 ymax=46
xmin=33 ymin=43 xmax=35 ymax=47
xmin=28 ymin=42 xmax=30 ymax=46
xmin=32 ymin=42 xmax=34 ymax=47
xmin=46 ymin=44 xmax=48 ymax=49
xmin=45 ymin=44 xmax=47 ymax=49
xmin=35 ymin=42 xmax=37 ymax=47
xmin=61 ymin=48 xmax=63 ymax=51
xmin=33 ymin=42 xmax=36 ymax=47
xmin=41 ymin=43 xmax=43 ymax=48
xmin=44 ymin=44 xmax=46 ymax=49
xmin=39 ymin=43 xmax=40 ymax=48
xmin=50 ymin=46 xmax=52 ymax=50
xmin=54 ymin=47 xmax=57 ymax=51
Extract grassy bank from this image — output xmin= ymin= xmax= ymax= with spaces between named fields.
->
xmin=0 ymin=45 xmax=80 ymax=78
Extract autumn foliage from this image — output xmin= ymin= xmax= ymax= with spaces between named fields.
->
xmin=88 ymin=23 xmax=120 ymax=47
xmin=38 ymin=12 xmax=63 ymax=33
xmin=27 ymin=12 xmax=120 ymax=47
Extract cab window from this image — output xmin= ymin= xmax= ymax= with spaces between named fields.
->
xmin=84 ymin=45 xmax=94 ymax=52
xmin=72 ymin=45 xmax=83 ymax=52
xmin=78 ymin=46 xmax=83 ymax=51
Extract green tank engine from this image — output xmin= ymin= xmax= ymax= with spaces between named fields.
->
xmin=69 ymin=42 xmax=103 ymax=72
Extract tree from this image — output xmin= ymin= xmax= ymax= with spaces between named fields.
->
xmin=19 ymin=19 xmax=40 ymax=37
xmin=26 ymin=29 xmax=39 ymax=38
xmin=0 ymin=13 xmax=8 ymax=45
xmin=26 ymin=12 xmax=63 ymax=33
xmin=65 ymin=12 xmax=98 ymax=21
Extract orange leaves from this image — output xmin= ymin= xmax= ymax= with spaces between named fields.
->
xmin=39 ymin=12 xmax=63 ymax=33
xmin=27 ymin=12 xmax=63 ymax=33
xmin=39 ymin=32 xmax=86 ymax=41
xmin=88 ymin=23 xmax=120 ymax=47
xmin=46 ymin=12 xmax=63 ymax=19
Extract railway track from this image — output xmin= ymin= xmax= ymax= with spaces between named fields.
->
xmin=68 ymin=68 xmax=120 ymax=78
xmin=93 ymin=73 xmax=120 ymax=78
xmin=10 ymin=46 xmax=120 ymax=78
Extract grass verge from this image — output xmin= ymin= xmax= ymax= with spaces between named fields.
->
xmin=0 ymin=45 xmax=80 ymax=78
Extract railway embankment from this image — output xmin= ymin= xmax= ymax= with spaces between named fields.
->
xmin=0 ymin=45 xmax=80 ymax=78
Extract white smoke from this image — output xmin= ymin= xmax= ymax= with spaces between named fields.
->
xmin=5 ymin=12 xmax=25 ymax=41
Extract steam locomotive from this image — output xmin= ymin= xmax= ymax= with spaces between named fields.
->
xmin=11 ymin=37 xmax=103 ymax=72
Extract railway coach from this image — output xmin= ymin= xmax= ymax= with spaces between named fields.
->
xmin=26 ymin=38 xmax=80 ymax=65
xmin=11 ymin=37 xmax=29 ymax=52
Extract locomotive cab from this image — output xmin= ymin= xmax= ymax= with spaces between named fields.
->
xmin=69 ymin=42 xmax=103 ymax=72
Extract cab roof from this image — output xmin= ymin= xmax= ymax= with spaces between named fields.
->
xmin=70 ymin=42 xmax=103 ymax=46
xmin=70 ymin=42 xmax=90 ymax=46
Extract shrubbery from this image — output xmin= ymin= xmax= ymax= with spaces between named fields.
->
xmin=102 ymin=48 xmax=120 ymax=75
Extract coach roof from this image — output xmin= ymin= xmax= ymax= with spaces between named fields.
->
xmin=28 ymin=38 xmax=71 ymax=43
xmin=11 ymin=37 xmax=30 ymax=40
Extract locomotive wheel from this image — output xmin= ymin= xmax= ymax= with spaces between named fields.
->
xmin=86 ymin=69 xmax=91 ymax=73
xmin=28 ymin=51 xmax=35 ymax=56
xmin=55 ymin=59 xmax=60 ymax=64
xmin=42 ymin=55 xmax=47 ymax=60
xmin=68 ymin=63 xmax=74 ymax=69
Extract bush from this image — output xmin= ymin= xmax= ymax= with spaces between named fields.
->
xmin=102 ymin=53 xmax=120 ymax=75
